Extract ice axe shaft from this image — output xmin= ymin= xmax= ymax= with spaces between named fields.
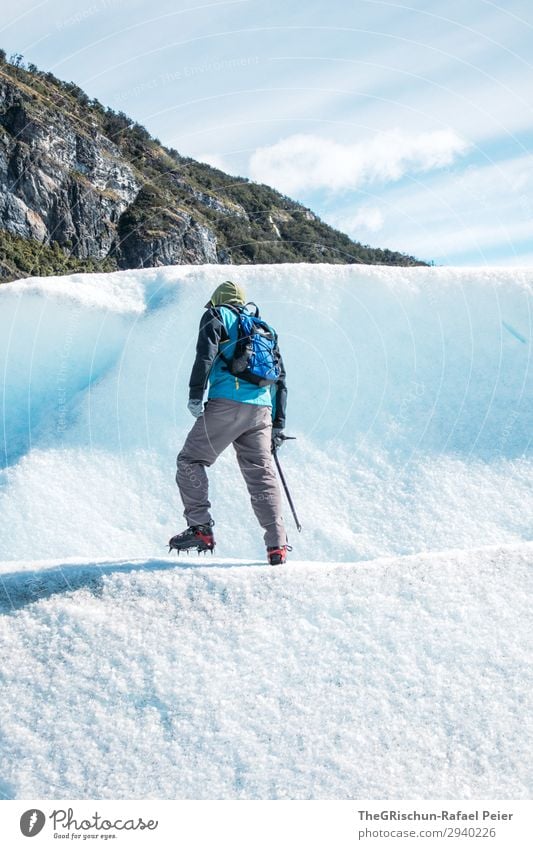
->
xmin=272 ymin=436 xmax=302 ymax=532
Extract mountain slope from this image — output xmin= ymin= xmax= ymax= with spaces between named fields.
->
xmin=0 ymin=53 xmax=426 ymax=282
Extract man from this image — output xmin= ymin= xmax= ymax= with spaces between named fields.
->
xmin=169 ymin=280 xmax=291 ymax=565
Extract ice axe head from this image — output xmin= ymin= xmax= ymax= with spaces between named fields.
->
xmin=271 ymin=433 xmax=296 ymax=455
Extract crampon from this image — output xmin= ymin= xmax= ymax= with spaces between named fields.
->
xmin=267 ymin=544 xmax=292 ymax=565
xmin=168 ymin=522 xmax=215 ymax=555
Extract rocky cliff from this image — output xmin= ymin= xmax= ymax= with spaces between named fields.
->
xmin=0 ymin=56 xmax=425 ymax=281
xmin=0 ymin=76 xmax=138 ymax=257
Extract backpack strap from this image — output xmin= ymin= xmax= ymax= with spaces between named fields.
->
xmin=245 ymin=302 xmax=260 ymax=317
xmin=217 ymin=301 xmax=260 ymax=318
xmin=213 ymin=303 xmax=242 ymax=369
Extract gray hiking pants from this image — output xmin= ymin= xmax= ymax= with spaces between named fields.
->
xmin=176 ymin=398 xmax=286 ymax=548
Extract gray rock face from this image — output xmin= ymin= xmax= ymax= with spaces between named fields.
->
xmin=170 ymin=174 xmax=248 ymax=220
xmin=119 ymin=213 xmax=218 ymax=268
xmin=0 ymin=76 xmax=221 ymax=267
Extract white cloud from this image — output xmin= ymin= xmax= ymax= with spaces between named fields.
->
xmin=249 ymin=130 xmax=469 ymax=195
xmin=342 ymin=206 xmax=385 ymax=234
xmin=400 ymin=219 xmax=533 ymax=259
xmin=328 ymin=152 xmax=533 ymax=263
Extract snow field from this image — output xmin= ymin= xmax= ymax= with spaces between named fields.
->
xmin=0 ymin=543 xmax=531 ymax=799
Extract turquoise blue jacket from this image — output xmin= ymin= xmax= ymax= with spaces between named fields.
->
xmin=188 ymin=305 xmax=287 ymax=427
xmin=209 ymin=306 xmax=271 ymax=405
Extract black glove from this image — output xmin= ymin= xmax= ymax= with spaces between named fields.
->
xmin=272 ymin=427 xmax=285 ymax=451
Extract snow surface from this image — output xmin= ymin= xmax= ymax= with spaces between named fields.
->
xmin=0 ymin=545 xmax=531 ymax=799
xmin=0 ymin=264 xmax=531 ymax=799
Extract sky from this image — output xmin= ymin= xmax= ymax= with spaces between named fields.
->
xmin=1 ymin=0 xmax=533 ymax=265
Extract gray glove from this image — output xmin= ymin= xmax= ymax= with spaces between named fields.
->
xmin=187 ymin=399 xmax=203 ymax=418
xmin=271 ymin=427 xmax=285 ymax=451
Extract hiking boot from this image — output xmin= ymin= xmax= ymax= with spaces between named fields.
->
xmin=267 ymin=544 xmax=292 ymax=565
xmin=169 ymin=522 xmax=215 ymax=554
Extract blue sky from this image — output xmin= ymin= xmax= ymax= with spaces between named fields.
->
xmin=2 ymin=0 xmax=533 ymax=265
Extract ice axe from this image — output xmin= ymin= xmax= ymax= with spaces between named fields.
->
xmin=272 ymin=434 xmax=302 ymax=533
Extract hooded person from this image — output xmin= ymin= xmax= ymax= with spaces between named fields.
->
xmin=169 ymin=281 xmax=290 ymax=565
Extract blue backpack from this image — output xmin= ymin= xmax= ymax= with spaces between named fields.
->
xmin=219 ymin=303 xmax=281 ymax=387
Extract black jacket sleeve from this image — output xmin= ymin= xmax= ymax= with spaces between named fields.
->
xmin=272 ymin=349 xmax=287 ymax=429
xmin=188 ymin=308 xmax=227 ymax=400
